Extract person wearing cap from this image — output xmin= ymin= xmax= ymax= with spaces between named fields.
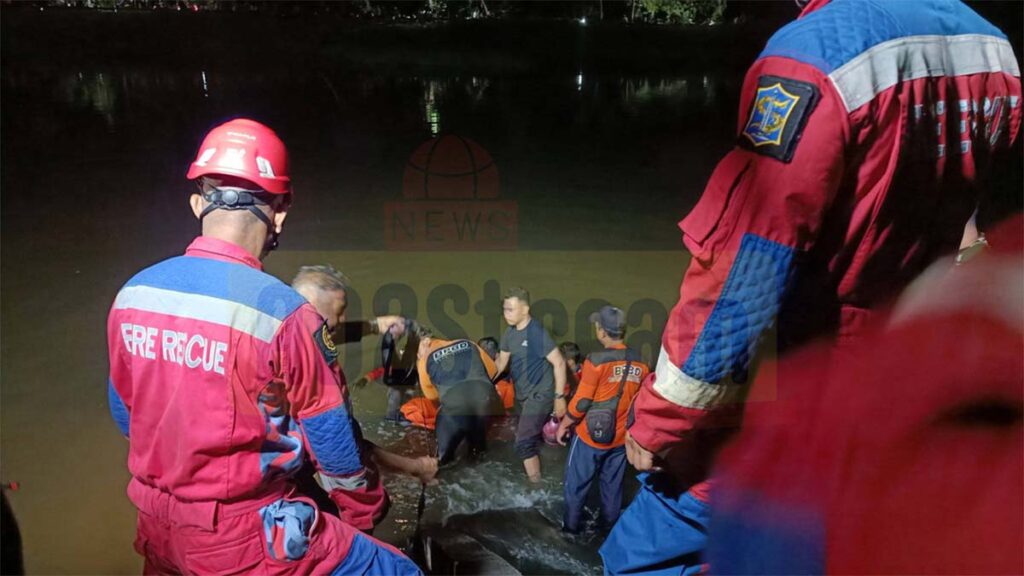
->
xmin=106 ymin=118 xmax=420 ymax=574
xmin=556 ymin=306 xmax=650 ymax=534
xmin=415 ymin=327 xmax=504 ymax=465
xmin=494 ymin=286 xmax=569 ymax=482
xmin=604 ymin=1 xmax=1021 ymax=573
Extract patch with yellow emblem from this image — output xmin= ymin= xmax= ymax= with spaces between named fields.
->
xmin=740 ymin=75 xmax=819 ymax=163
xmin=313 ymin=321 xmax=338 ymax=365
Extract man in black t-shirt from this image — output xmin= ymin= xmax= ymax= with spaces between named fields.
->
xmin=495 ymin=286 xmax=568 ymax=482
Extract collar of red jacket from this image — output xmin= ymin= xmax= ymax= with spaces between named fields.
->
xmin=799 ymin=0 xmax=830 ymax=17
xmin=185 ymin=236 xmax=263 ymax=271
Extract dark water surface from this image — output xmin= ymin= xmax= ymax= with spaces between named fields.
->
xmin=7 ymin=5 xmax=1023 ymax=574
xmin=0 ymin=9 xmax=757 ymax=574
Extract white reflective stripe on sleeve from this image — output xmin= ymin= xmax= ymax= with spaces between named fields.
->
xmin=652 ymin=345 xmax=745 ymax=410
xmin=830 ymin=34 xmax=1021 ymax=113
xmin=114 ymin=285 xmax=282 ymax=343
xmin=316 ymin=470 xmax=367 ymax=492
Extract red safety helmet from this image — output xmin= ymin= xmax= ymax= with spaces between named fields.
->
xmin=186 ymin=118 xmax=291 ymax=195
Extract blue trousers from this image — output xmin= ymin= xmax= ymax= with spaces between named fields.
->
xmin=331 ymin=532 xmax=422 ymax=575
xmin=563 ymin=436 xmax=626 ymax=533
xmin=599 ymin=472 xmax=709 ymax=575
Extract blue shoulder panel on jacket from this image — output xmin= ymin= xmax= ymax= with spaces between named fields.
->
xmin=108 ymin=378 xmax=130 ymax=437
xmin=301 ymin=406 xmax=363 ymax=476
xmin=125 ymin=256 xmax=306 ymax=321
xmin=877 ymin=0 xmax=1004 ymax=39
xmin=759 ymin=0 xmax=1007 ymax=74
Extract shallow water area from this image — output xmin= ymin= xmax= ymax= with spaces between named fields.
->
xmin=4 ymin=10 xmax=738 ymax=569
xmin=0 ymin=5 xmax=742 ymax=570
xmin=364 ymin=414 xmax=615 ymax=575
xmin=12 ymin=3 xmax=1021 ymax=573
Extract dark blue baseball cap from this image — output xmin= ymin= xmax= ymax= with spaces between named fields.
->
xmin=589 ymin=305 xmax=626 ymax=337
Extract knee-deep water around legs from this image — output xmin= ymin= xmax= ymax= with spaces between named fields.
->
xmin=1 ymin=7 xmax=764 ymax=573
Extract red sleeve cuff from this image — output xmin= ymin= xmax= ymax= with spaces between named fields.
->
xmin=627 ymin=373 xmax=713 ymax=454
xmin=327 ymin=467 xmax=388 ymax=530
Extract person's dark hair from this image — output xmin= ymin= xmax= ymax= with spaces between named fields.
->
xmin=502 ymin=286 xmax=530 ymax=305
xmin=559 ymin=342 xmax=582 ymax=365
xmin=414 ymin=324 xmax=434 ymax=339
xmin=478 ymin=337 xmax=500 ymax=360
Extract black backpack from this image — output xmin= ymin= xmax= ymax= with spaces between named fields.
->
xmin=585 ymin=358 xmax=634 ymax=446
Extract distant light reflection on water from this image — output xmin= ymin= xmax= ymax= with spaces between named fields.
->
xmin=2 ymin=54 xmax=731 ymax=574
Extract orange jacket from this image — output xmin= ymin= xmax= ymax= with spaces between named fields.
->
xmin=495 ymin=378 xmax=515 ymax=411
xmin=400 ymin=397 xmax=439 ymax=430
xmin=567 ymin=344 xmax=649 ymax=448
xmin=416 ymin=338 xmax=497 ymax=402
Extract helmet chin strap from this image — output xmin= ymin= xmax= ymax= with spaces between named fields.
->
xmin=264 ymin=230 xmax=281 ymax=253
xmin=200 ymin=185 xmax=277 ymax=230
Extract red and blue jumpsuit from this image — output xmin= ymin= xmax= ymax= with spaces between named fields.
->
xmin=107 ymin=236 xmax=419 ymax=574
xmin=707 ymin=215 xmax=1024 ymax=574
xmin=603 ymin=0 xmax=1021 ymax=573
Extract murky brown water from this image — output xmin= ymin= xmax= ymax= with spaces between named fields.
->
xmin=1 ymin=9 xmax=740 ymax=575
xmin=4 ymin=4 xmax=1023 ymax=574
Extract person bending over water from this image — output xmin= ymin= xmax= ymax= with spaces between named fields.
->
xmin=416 ymin=327 xmax=504 ymax=465
xmin=292 ymin=265 xmax=439 ymax=494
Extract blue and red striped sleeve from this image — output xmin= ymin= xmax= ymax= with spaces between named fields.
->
xmin=628 ymin=55 xmax=848 ymax=455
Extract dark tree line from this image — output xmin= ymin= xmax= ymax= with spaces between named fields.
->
xmin=19 ymin=0 xmax=734 ymax=25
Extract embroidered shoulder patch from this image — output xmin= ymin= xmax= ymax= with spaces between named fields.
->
xmin=740 ymin=75 xmax=819 ymax=163
xmin=313 ymin=322 xmax=338 ymax=365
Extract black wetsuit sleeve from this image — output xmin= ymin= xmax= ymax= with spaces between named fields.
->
xmin=336 ymin=320 xmax=375 ymax=344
